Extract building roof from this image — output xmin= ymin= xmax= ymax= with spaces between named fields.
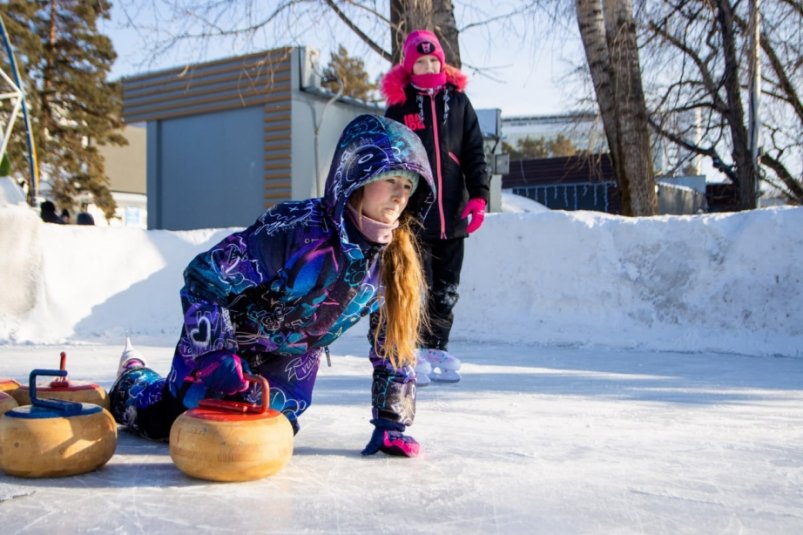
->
xmin=502 ymin=153 xmax=616 ymax=188
xmin=501 ymin=112 xmax=597 ymax=125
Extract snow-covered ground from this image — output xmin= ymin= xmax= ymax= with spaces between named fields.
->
xmin=1 ymin=195 xmax=802 ymax=533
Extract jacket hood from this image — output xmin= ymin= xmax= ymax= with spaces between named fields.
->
xmin=323 ymin=114 xmax=435 ymax=247
xmin=381 ymin=64 xmax=468 ymax=106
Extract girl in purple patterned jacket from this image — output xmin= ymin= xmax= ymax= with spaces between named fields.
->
xmin=110 ymin=114 xmax=435 ymax=457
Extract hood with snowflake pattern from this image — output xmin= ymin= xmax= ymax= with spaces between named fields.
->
xmin=322 ymin=114 xmax=435 ymax=245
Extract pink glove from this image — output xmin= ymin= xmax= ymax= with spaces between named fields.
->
xmin=460 ymin=198 xmax=487 ymax=234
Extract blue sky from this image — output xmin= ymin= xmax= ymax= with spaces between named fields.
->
xmin=99 ymin=1 xmax=587 ymax=117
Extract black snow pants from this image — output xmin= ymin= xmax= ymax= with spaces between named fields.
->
xmin=419 ymin=237 xmax=465 ymax=350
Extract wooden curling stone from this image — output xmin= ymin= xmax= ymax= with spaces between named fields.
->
xmin=0 ymin=391 xmax=18 ymax=416
xmin=0 ymin=378 xmax=21 ymax=401
xmin=15 ymin=352 xmax=109 ymax=410
xmin=0 ymin=369 xmax=117 ymax=478
xmin=170 ymin=374 xmax=294 ymax=482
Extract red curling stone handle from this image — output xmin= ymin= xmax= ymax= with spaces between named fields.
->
xmin=198 ymin=374 xmax=269 ymax=415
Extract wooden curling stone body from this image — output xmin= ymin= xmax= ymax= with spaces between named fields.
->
xmin=0 ymin=378 xmax=21 ymax=400
xmin=169 ymin=375 xmax=294 ymax=482
xmin=0 ymin=369 xmax=117 ymax=478
xmin=15 ymin=381 xmax=109 ymax=410
xmin=14 ymin=351 xmax=109 ymax=409
xmin=0 ymin=391 xmax=18 ymax=415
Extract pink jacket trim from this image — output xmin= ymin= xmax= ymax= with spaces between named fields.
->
xmin=381 ymin=64 xmax=469 ymax=106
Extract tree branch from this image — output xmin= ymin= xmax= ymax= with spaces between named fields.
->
xmin=648 ymin=116 xmax=737 ymax=181
xmin=322 ymin=0 xmax=391 ymax=62
xmin=648 ymin=20 xmax=726 ymax=113
xmin=778 ymin=0 xmax=803 ymax=18
xmin=761 ymin=152 xmax=803 ymax=201
xmin=732 ymin=12 xmax=803 ymax=123
xmin=342 ymin=0 xmax=391 ymax=25
xmin=459 ymin=2 xmax=540 ymax=32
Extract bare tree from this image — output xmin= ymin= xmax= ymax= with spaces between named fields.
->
xmin=114 ymin=0 xmax=801 ymax=211
xmin=643 ymin=0 xmax=802 ymax=207
xmin=576 ymin=0 xmax=657 ymax=216
xmin=116 ymin=1 xmax=464 ymax=77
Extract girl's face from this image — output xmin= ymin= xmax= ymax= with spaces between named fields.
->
xmin=361 ymin=176 xmax=415 ymax=224
xmin=412 ymin=54 xmax=442 ymax=75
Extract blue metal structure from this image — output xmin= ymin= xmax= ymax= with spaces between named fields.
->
xmin=0 ymin=14 xmax=39 ymax=205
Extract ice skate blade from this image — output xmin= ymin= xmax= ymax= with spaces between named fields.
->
xmin=430 ymin=370 xmax=461 ymax=383
xmin=415 ymin=375 xmax=432 ymax=387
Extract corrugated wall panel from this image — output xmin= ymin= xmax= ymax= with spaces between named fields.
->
xmin=123 ymin=48 xmax=293 ymax=124
xmin=124 ymin=47 xmax=297 ymax=220
xmin=262 ymin=102 xmax=292 ymax=208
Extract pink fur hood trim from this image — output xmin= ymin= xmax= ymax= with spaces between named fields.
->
xmin=381 ymin=64 xmax=468 ymax=106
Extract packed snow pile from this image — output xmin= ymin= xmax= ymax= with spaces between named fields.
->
xmin=1 ymin=197 xmax=801 ymax=356
xmin=0 ymin=204 xmax=43 ymax=318
xmin=462 ymin=206 xmax=802 ymax=355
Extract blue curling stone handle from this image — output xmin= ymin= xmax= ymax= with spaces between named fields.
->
xmin=4 ymin=369 xmax=102 ymax=419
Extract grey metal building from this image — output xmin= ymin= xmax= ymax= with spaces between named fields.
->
xmin=122 ymin=47 xmax=381 ymax=230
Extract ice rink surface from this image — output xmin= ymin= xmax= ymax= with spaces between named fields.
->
xmin=2 ymin=336 xmax=802 ymax=534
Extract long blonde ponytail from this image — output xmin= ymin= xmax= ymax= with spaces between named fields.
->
xmin=376 ymin=213 xmax=427 ymax=369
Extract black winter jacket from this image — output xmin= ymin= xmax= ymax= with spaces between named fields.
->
xmin=385 ymin=80 xmax=490 ymax=240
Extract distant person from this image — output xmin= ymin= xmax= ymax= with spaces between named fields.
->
xmin=381 ymin=30 xmax=490 ymax=385
xmin=109 ymin=115 xmax=435 ymax=457
xmin=39 ymin=201 xmax=64 ymax=224
xmin=60 ymin=208 xmax=70 ymax=224
xmin=76 ymin=205 xmax=95 ymax=225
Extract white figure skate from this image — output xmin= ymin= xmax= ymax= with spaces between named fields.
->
xmin=116 ymin=337 xmax=148 ymax=377
xmin=419 ymin=348 xmax=461 ymax=383
xmin=414 ymin=356 xmax=432 ymax=387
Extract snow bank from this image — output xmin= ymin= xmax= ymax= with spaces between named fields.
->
xmin=0 ymin=218 xmax=233 ymax=344
xmin=1 ymin=201 xmax=801 ymax=357
xmin=459 ymin=207 xmax=803 ymax=356
xmin=0 ymin=205 xmax=42 ymax=318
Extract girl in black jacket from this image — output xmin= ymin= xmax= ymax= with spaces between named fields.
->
xmin=381 ymin=30 xmax=490 ymax=385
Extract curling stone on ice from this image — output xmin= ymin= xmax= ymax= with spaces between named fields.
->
xmin=0 ymin=378 xmax=21 ymax=401
xmin=0 ymin=369 xmax=117 ymax=478
xmin=0 ymin=391 xmax=18 ymax=416
xmin=14 ymin=351 xmax=109 ymax=409
xmin=170 ymin=374 xmax=294 ymax=482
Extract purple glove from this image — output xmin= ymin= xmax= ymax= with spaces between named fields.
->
xmin=361 ymin=419 xmax=421 ymax=457
xmin=460 ymin=198 xmax=486 ymax=234
xmin=193 ymin=350 xmax=250 ymax=395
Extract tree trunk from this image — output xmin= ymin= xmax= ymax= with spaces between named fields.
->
xmin=390 ymin=0 xmax=432 ymax=64
xmin=603 ymin=0 xmax=656 ymax=215
xmin=432 ymin=0 xmax=460 ymax=67
xmin=715 ymin=0 xmax=758 ymax=210
xmin=41 ymin=0 xmax=57 ymax=147
xmin=576 ymin=0 xmax=620 ymax=181
xmin=576 ymin=0 xmax=657 ymax=216
xmin=390 ymin=0 xmax=460 ymax=67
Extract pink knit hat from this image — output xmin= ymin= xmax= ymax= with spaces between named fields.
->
xmin=402 ymin=30 xmax=445 ymax=73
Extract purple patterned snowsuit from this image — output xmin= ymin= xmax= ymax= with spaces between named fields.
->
xmin=110 ymin=114 xmax=435 ymax=439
